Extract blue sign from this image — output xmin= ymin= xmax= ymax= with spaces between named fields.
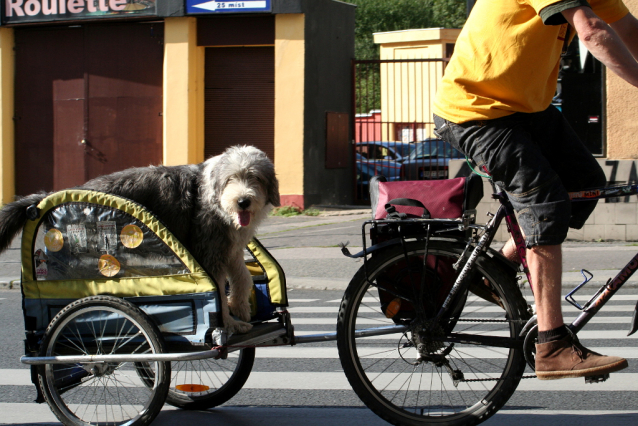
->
xmin=186 ymin=0 xmax=271 ymax=14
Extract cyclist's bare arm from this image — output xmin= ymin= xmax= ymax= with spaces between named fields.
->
xmin=610 ymin=13 xmax=638 ymax=61
xmin=562 ymin=7 xmax=638 ymax=88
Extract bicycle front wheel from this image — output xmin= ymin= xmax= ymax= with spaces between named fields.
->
xmin=337 ymin=240 xmax=529 ymax=426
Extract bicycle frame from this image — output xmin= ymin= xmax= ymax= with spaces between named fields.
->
xmin=477 ymin=182 xmax=638 ymax=335
xmin=337 ymin=181 xmax=638 ymax=349
xmin=568 ymin=184 xmax=638 ymax=333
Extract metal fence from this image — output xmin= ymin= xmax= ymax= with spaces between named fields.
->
xmin=353 ymin=58 xmax=457 ymax=203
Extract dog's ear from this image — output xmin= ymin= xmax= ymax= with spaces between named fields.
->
xmin=267 ymin=174 xmax=280 ymax=207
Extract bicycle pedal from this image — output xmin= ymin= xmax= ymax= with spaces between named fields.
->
xmin=585 ymin=373 xmax=609 ymax=384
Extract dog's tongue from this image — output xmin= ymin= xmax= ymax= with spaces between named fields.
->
xmin=238 ymin=211 xmax=251 ymax=227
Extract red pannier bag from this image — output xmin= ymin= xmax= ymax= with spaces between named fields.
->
xmin=370 ymin=174 xmax=483 ymax=221
xmin=368 ymin=174 xmax=484 ymax=319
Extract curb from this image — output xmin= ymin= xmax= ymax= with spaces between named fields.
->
xmin=318 ymin=210 xmax=370 ymax=217
xmin=312 ymin=205 xmax=370 ymax=218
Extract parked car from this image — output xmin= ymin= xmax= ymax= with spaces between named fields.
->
xmin=356 ymin=152 xmax=402 ymax=183
xmin=356 ymin=141 xmax=413 ymax=162
xmin=400 ymin=139 xmax=465 ymax=181
xmin=356 ymin=141 xmax=411 ymax=198
xmin=355 ymin=152 xmax=402 ymax=199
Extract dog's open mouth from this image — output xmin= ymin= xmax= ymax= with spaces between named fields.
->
xmin=238 ymin=211 xmax=251 ymax=227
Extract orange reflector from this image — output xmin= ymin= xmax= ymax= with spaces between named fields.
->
xmin=385 ymin=298 xmax=402 ymax=318
xmin=176 ymin=384 xmax=210 ymax=393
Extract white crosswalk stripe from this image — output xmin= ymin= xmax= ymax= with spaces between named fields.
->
xmin=288 ymin=303 xmax=638 ymax=313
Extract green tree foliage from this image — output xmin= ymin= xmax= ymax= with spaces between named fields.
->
xmin=432 ymin=0 xmax=468 ymax=29
xmin=345 ymin=0 xmax=467 ymax=60
xmin=346 ymin=0 xmax=467 ymax=113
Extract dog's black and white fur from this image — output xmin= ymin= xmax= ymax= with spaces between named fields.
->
xmin=0 ymin=145 xmax=279 ymax=333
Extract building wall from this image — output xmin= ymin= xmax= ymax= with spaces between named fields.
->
xmin=302 ymin=0 xmax=356 ymax=206
xmin=163 ymin=17 xmax=205 ymax=166
xmin=355 ymin=110 xmax=382 ymax=142
xmin=275 ymin=13 xmax=306 ymax=208
xmin=0 ymin=0 xmax=355 ymax=209
xmin=375 ymin=29 xmax=459 ymax=141
xmin=0 ymin=28 xmax=14 ymax=205
xmin=606 ymin=0 xmax=638 ymax=159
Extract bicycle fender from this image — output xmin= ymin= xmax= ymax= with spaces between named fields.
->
xmin=628 ymin=300 xmax=638 ymax=336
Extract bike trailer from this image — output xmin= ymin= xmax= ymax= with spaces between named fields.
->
xmin=21 ymin=189 xmax=287 ymax=359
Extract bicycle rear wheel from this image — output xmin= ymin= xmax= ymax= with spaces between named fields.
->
xmin=337 ymin=240 xmax=529 ymax=426
xmin=165 ymin=348 xmax=255 ymax=409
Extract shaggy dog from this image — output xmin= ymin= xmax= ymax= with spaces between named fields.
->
xmin=0 ymin=145 xmax=279 ymax=334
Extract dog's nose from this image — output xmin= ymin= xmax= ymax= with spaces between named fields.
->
xmin=238 ymin=198 xmax=251 ymax=210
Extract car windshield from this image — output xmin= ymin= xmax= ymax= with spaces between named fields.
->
xmin=357 ymin=143 xmax=409 ymax=161
xmin=392 ymin=144 xmax=411 ymax=158
xmin=409 ymin=140 xmax=464 ymax=160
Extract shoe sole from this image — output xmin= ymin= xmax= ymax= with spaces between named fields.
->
xmin=536 ymin=359 xmax=628 ymax=380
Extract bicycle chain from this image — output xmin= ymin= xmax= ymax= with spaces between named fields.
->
xmin=455 ymin=318 xmax=527 ymax=324
xmin=415 ymin=317 xmax=533 ymax=382
xmin=453 ymin=318 xmax=535 ymax=382
xmin=460 ymin=374 xmax=537 ymax=383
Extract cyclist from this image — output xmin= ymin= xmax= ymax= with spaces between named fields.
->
xmin=433 ymin=0 xmax=638 ymax=379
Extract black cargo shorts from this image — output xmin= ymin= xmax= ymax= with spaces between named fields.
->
xmin=433 ymin=106 xmax=606 ymax=247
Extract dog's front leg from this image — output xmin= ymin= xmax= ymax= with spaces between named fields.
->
xmin=217 ymin=273 xmax=253 ymax=334
xmin=227 ymin=249 xmax=254 ymax=323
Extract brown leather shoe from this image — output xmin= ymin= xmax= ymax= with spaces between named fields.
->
xmin=535 ymin=335 xmax=628 ymax=380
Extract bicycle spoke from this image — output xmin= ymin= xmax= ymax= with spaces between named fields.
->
xmin=40 ymin=298 xmax=168 ymax=426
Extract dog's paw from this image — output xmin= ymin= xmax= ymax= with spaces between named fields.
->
xmin=225 ymin=316 xmax=253 ymax=334
xmin=228 ymin=297 xmax=252 ymax=322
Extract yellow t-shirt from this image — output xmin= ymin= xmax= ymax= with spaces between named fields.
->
xmin=433 ymin=0 xmax=629 ymax=123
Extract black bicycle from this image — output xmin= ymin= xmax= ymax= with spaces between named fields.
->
xmin=336 ymin=180 xmax=638 ymax=426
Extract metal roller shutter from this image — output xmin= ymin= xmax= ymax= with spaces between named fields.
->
xmin=204 ymin=46 xmax=275 ymax=161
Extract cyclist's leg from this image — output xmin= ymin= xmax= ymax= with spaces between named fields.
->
xmin=527 ymin=244 xmax=564 ymax=331
xmin=435 ymin=112 xmax=571 ymax=327
xmin=521 ymin=109 xmax=627 ymax=378
xmin=434 ymin=111 xmax=627 ymax=379
xmin=498 ymin=237 xmax=522 ymax=263
xmin=496 ymin=108 xmax=607 ymax=316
